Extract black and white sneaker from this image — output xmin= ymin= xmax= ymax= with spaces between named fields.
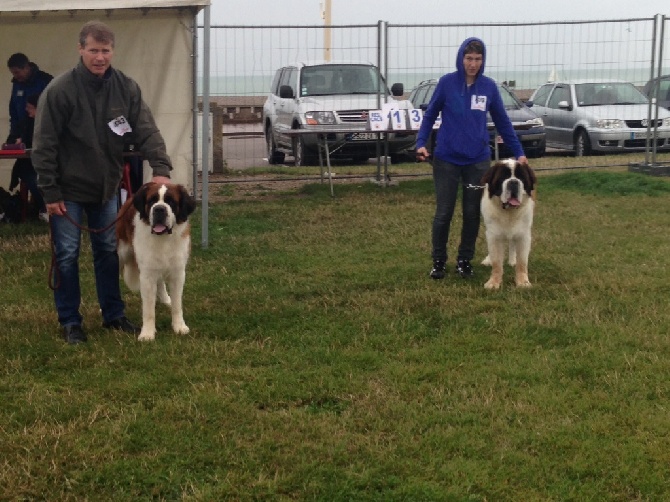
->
xmin=455 ymin=259 xmax=473 ymax=278
xmin=430 ymin=261 xmax=446 ymax=280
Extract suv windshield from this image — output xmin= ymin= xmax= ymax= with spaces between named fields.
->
xmin=300 ymin=64 xmax=385 ymax=97
xmin=575 ymin=82 xmax=649 ymax=106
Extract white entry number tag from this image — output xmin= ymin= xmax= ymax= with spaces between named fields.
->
xmin=108 ymin=115 xmax=132 ymax=136
xmin=471 ymin=95 xmax=487 ymax=111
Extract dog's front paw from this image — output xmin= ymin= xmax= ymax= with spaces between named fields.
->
xmin=516 ymin=279 xmax=532 ymax=288
xmin=484 ymin=278 xmax=501 ymax=290
xmin=481 ymin=255 xmax=491 ymax=266
xmin=137 ymin=328 xmax=156 ymax=342
xmin=173 ymin=322 xmax=190 ymax=335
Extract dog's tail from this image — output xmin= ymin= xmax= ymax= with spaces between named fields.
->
xmin=122 ymin=261 xmax=141 ymax=292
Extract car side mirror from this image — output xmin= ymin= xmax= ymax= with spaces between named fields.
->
xmin=391 ymin=83 xmax=404 ymax=97
xmin=279 ymin=85 xmax=294 ymax=99
xmin=525 ymin=100 xmax=534 ymax=108
xmin=558 ymin=100 xmax=571 ymax=110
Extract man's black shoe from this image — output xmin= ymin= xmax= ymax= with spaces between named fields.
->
xmin=430 ymin=261 xmax=446 ymax=280
xmin=103 ymin=316 xmax=140 ymax=335
xmin=63 ymin=324 xmax=87 ymax=345
xmin=455 ymin=259 xmax=474 ymax=278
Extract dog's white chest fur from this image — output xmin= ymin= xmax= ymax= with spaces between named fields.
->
xmin=132 ymin=214 xmax=191 ymax=274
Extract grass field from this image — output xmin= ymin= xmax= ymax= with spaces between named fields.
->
xmin=2 ymin=161 xmax=670 ymax=500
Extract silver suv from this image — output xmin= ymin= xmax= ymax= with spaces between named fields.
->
xmin=263 ymin=61 xmax=415 ymax=166
xmin=528 ymin=79 xmax=670 ymax=156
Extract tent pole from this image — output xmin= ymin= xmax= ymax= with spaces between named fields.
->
xmin=192 ymin=9 xmax=199 ymax=201
xmin=200 ymin=3 xmax=211 ymax=248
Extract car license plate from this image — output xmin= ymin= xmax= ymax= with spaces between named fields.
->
xmin=348 ymin=132 xmax=378 ymax=141
xmin=632 ymin=132 xmax=649 ymax=139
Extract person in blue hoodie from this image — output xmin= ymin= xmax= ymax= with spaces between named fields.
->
xmin=415 ymin=37 xmax=528 ymax=280
xmin=6 ymin=53 xmax=53 ymax=144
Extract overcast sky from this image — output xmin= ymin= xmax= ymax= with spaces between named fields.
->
xmin=209 ymin=0 xmax=669 ymax=25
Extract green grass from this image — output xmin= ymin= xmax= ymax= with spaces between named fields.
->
xmin=3 ymin=168 xmax=670 ymax=500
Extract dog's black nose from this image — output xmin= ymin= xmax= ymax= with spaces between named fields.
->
xmin=509 ymin=179 xmax=520 ymax=197
xmin=152 ymin=205 xmax=167 ymax=223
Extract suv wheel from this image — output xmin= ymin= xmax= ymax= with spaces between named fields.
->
xmin=266 ymin=128 xmax=285 ymax=165
xmin=574 ymin=130 xmax=591 ymax=157
xmin=292 ymin=135 xmax=317 ymax=166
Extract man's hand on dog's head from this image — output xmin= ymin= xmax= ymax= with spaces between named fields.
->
xmin=416 ymin=147 xmax=430 ymax=162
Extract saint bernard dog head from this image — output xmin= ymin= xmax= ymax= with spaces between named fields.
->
xmin=133 ymin=182 xmax=196 ymax=235
xmin=481 ymin=158 xmax=536 ymax=209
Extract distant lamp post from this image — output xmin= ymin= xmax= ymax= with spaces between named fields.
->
xmin=321 ymin=0 xmax=331 ymax=61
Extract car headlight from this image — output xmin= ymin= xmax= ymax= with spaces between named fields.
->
xmin=305 ymin=111 xmax=336 ymax=125
xmin=526 ymin=117 xmax=544 ymax=127
xmin=596 ymin=119 xmax=625 ymax=129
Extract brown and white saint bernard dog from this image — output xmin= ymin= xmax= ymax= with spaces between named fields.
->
xmin=480 ymin=159 xmax=537 ymax=290
xmin=116 ymin=182 xmax=196 ymax=341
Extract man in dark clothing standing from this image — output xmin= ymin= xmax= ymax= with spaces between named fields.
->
xmin=32 ymin=21 xmax=173 ymax=345
xmin=6 ymin=53 xmax=53 ymax=144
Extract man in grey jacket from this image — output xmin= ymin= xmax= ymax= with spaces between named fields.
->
xmin=33 ymin=20 xmax=172 ymax=344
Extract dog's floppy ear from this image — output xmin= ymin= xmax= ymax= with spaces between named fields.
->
xmin=132 ymin=183 xmax=152 ymax=220
xmin=480 ymin=165 xmax=494 ymax=186
xmin=177 ymin=185 xmax=196 ymax=223
xmin=481 ymin=163 xmax=503 ymax=197
xmin=517 ymin=163 xmax=537 ymax=195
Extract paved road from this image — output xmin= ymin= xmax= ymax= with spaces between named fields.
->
xmin=220 ymin=123 xmax=406 ymax=170
xmin=222 ymin=123 xmax=267 ymax=170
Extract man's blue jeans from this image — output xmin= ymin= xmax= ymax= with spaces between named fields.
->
xmin=431 ymin=158 xmax=489 ymax=264
xmin=50 ymin=198 xmax=125 ymax=327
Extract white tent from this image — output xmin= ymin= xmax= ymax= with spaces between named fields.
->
xmin=0 ymin=0 xmax=210 ymax=191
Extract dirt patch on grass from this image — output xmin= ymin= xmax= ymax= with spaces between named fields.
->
xmin=198 ymin=172 xmax=405 ymax=202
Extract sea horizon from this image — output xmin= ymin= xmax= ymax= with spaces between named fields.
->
xmin=200 ymin=67 xmax=663 ymax=97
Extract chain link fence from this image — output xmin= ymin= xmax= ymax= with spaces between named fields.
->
xmin=198 ymin=16 xmax=670 ymax=174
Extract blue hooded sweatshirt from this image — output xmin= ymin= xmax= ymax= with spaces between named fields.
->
xmin=416 ymin=37 xmax=524 ymax=165
xmin=7 ymin=62 xmax=53 ymax=142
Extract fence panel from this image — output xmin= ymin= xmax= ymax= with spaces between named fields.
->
xmin=199 ymin=18 xmax=670 ymax=171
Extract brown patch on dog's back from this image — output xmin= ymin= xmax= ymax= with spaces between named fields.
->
xmin=116 ymin=198 xmax=137 ymax=243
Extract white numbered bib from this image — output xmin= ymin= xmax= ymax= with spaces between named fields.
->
xmin=108 ymin=115 xmax=132 ymax=136
xmin=471 ymin=95 xmax=487 ymax=111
